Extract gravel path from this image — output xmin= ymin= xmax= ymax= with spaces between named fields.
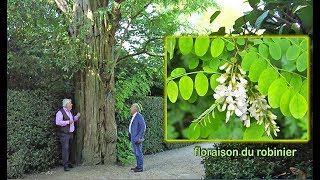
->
xmin=23 ymin=143 xmax=215 ymax=179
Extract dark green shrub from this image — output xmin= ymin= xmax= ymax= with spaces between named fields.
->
xmin=202 ymin=143 xmax=313 ymax=179
xmin=7 ymin=150 xmax=26 ymax=178
xmin=116 ymin=130 xmax=135 ymax=166
xmin=7 ymin=89 xmax=59 ymax=178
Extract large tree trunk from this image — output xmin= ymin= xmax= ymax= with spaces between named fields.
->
xmin=73 ymin=68 xmax=117 ymax=165
xmin=67 ymin=0 xmax=121 ymax=165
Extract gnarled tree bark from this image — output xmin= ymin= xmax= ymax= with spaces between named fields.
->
xmin=55 ymin=0 xmax=122 ymax=165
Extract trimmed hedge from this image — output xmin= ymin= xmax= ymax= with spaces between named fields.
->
xmin=202 ymin=143 xmax=313 ymax=179
xmin=116 ymin=96 xmax=189 ymax=165
xmin=134 ymin=96 xmax=165 ymax=154
xmin=132 ymin=96 xmax=189 ymax=154
xmin=7 ymin=89 xmax=59 ymax=178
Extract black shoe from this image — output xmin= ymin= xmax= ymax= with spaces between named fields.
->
xmin=131 ymin=167 xmax=137 ymax=170
xmin=133 ymin=168 xmax=143 ymax=172
xmin=68 ymin=164 xmax=74 ymax=168
xmin=64 ymin=167 xmax=70 ymax=171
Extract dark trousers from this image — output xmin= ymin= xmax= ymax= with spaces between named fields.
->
xmin=131 ymin=141 xmax=144 ymax=169
xmin=58 ymin=132 xmax=73 ymax=167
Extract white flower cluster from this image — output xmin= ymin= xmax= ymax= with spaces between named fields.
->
xmin=248 ymin=94 xmax=280 ymax=136
xmin=213 ymin=61 xmax=280 ymax=136
xmin=213 ymin=62 xmax=250 ymax=127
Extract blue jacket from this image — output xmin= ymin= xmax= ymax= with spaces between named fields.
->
xmin=130 ymin=112 xmax=146 ymax=143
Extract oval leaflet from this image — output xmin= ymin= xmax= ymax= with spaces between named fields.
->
xmin=179 ymin=76 xmax=194 ymax=100
xmin=167 ymin=81 xmax=178 ymax=103
xmin=195 ymin=73 xmax=209 ymax=96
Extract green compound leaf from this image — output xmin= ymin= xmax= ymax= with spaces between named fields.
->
xmin=248 ymin=58 xmax=267 ymax=82
xmin=299 ymin=80 xmax=308 ymax=101
xmin=279 ymin=38 xmax=291 ymax=54
xmin=203 ymin=66 xmax=215 ymax=73
xmin=280 ymin=71 xmax=292 ymax=82
xmin=268 ymin=78 xmax=288 ymax=108
xmin=226 ymin=42 xmax=235 ymax=51
xmin=269 ymin=42 xmax=282 ymax=60
xmin=200 ymin=124 xmax=211 ymax=138
xmin=170 ymin=67 xmax=186 ymax=78
xmin=179 ymin=37 xmax=194 ymax=55
xmin=281 ymin=55 xmax=296 ymax=72
xmin=290 ymin=74 xmax=302 ymax=92
xmin=258 ymin=68 xmax=279 ymax=95
xmin=179 ymin=76 xmax=194 ymax=100
xmin=236 ymin=38 xmax=245 ymax=45
xmin=195 ymin=73 xmax=209 ymax=96
xmin=199 ymin=49 xmax=213 ymax=62
xmin=167 ymin=81 xmax=178 ymax=103
xmin=263 ymin=37 xmax=274 ymax=44
xmin=249 ymin=46 xmax=258 ymax=53
xmin=210 ymin=74 xmax=220 ymax=90
xmin=300 ymin=38 xmax=307 ymax=49
xmin=241 ymin=51 xmax=258 ymax=71
xmin=238 ymin=50 xmax=247 ymax=57
xmin=188 ymin=122 xmax=200 ymax=140
xmin=202 ymin=60 xmax=216 ymax=73
xmin=188 ymin=90 xmax=198 ymax=103
xmin=286 ymin=45 xmax=301 ymax=61
xmin=288 ymin=38 xmax=299 ymax=45
xmin=210 ymin=38 xmax=225 ymax=57
xmin=188 ymin=58 xmax=199 ymax=70
xmin=289 ymin=92 xmax=308 ymax=119
xmin=272 ymin=38 xmax=281 ymax=43
xmin=207 ymin=111 xmax=225 ymax=139
xmin=253 ymin=39 xmax=263 ymax=45
xmin=243 ymin=121 xmax=265 ymax=140
xmin=195 ymin=37 xmax=210 ymax=57
xmin=202 ymin=116 xmax=215 ymax=138
xmin=296 ymin=52 xmax=307 ymax=72
xmin=280 ymin=88 xmax=295 ymax=116
xmin=200 ymin=116 xmax=213 ymax=138
xmin=258 ymin=43 xmax=269 ymax=59
xmin=209 ymin=58 xmax=220 ymax=72
xmin=166 ymin=37 xmax=176 ymax=60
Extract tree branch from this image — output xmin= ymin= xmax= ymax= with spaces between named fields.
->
xmin=117 ymin=51 xmax=147 ymax=61
xmin=270 ymin=14 xmax=293 ymax=27
xmin=117 ymin=37 xmax=162 ymax=63
xmin=116 ymin=50 xmax=163 ymax=65
xmin=282 ymin=11 xmax=298 ymax=23
xmin=114 ymin=1 xmax=153 ymax=63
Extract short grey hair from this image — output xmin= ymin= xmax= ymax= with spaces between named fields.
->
xmin=63 ymin=99 xmax=72 ymax=107
xmin=132 ymin=103 xmax=140 ymax=112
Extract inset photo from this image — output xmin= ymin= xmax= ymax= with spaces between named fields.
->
xmin=164 ymin=36 xmax=310 ymax=142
